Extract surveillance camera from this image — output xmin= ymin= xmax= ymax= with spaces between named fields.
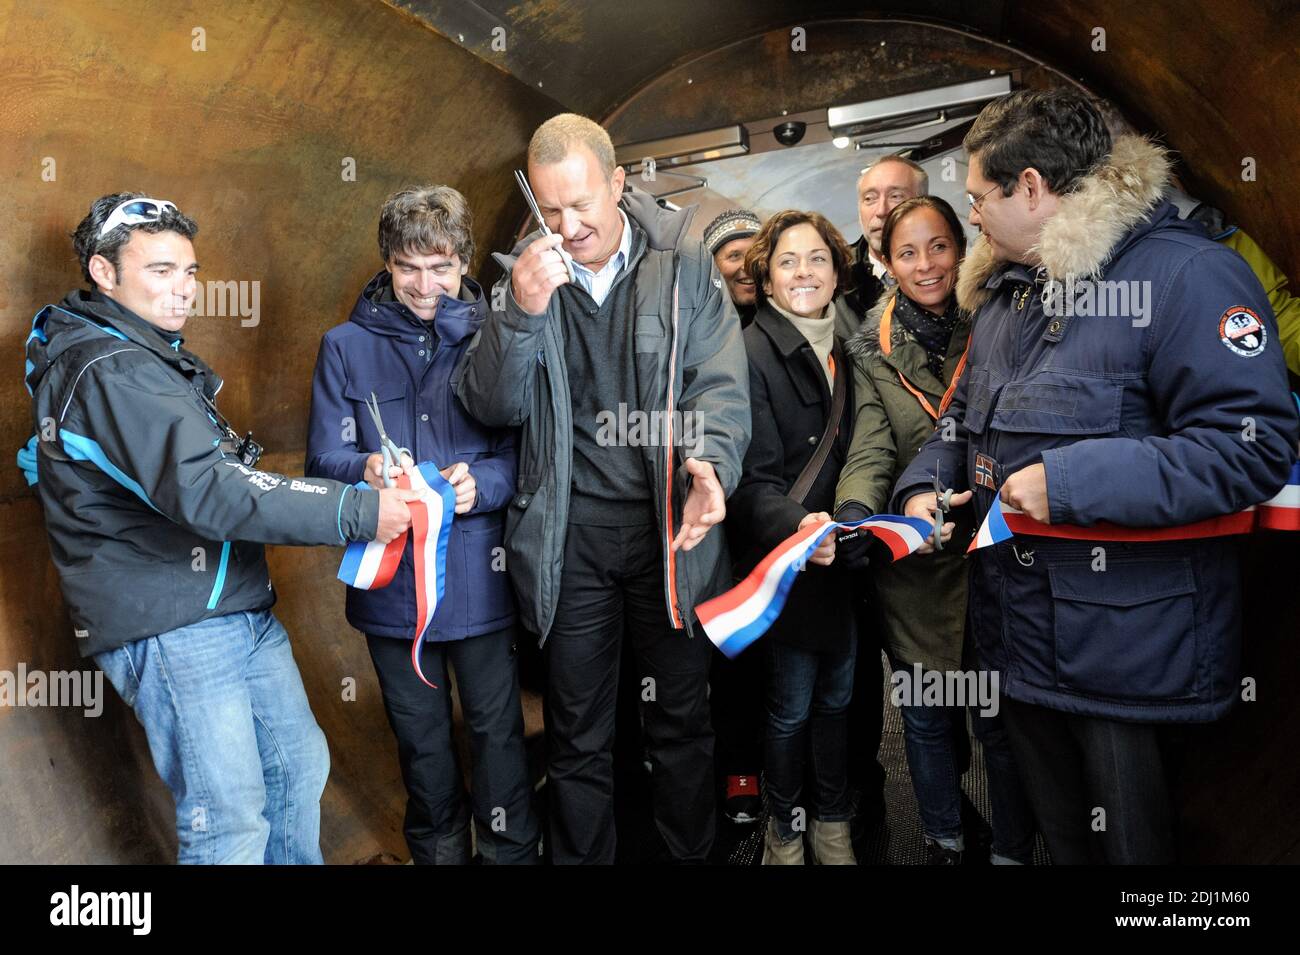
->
xmin=773 ymin=121 xmax=806 ymax=147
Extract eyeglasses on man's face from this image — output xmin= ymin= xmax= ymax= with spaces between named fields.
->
xmin=966 ymin=184 xmax=1001 ymax=212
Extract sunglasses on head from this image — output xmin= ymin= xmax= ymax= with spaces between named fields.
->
xmin=98 ymin=197 xmax=178 ymax=237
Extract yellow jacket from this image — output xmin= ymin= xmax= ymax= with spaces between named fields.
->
xmin=1222 ymin=229 xmax=1300 ymax=377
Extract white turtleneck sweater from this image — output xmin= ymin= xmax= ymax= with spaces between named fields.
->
xmin=769 ymin=301 xmax=835 ymax=388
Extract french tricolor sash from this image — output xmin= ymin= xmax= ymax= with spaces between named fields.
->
xmin=969 ymin=463 xmax=1300 ymax=552
xmin=337 ymin=462 xmax=456 ymax=688
xmin=696 ymin=515 xmax=932 ymax=659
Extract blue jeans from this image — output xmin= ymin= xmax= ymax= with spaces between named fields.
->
xmin=94 ymin=610 xmax=330 ymax=864
xmin=895 ymin=666 xmax=1036 ymax=863
xmin=765 ymin=637 xmax=858 ymax=841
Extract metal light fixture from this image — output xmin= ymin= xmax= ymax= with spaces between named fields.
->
xmin=827 ymin=75 xmax=1012 ymax=140
xmin=615 ymin=124 xmax=750 ymax=173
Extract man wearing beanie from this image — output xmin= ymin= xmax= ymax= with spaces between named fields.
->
xmin=704 ymin=209 xmax=762 ymax=328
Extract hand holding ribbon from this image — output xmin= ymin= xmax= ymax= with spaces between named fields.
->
xmin=799 ymin=512 xmax=836 ymax=565
xmin=338 ymin=461 xmax=458 ymax=689
xmin=697 ymin=513 xmax=933 ymax=658
xmin=439 ymin=461 xmax=477 ymax=514
xmin=999 ymin=462 xmax=1049 ymax=522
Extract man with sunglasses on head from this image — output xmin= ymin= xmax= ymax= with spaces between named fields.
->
xmin=21 ymin=192 xmax=419 ymax=864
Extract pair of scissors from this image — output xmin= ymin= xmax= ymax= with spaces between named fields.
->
xmin=513 ymin=169 xmax=577 ymax=284
xmin=931 ymin=460 xmax=956 ymax=552
xmin=365 ymin=391 xmax=412 ymax=488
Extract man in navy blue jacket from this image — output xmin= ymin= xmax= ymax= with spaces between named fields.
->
xmin=307 ymin=185 xmax=539 ymax=864
xmin=895 ymin=90 xmax=1299 ymax=863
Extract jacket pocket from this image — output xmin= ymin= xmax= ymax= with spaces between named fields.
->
xmin=93 ymin=643 xmax=145 ymax=708
xmin=962 ymin=368 xmax=1001 ymax=435
xmin=504 ymin=480 xmax=548 ymax=633
xmin=991 ymin=372 xmax=1122 ymax=435
xmin=1048 ymin=557 xmax=1198 ymax=701
xmin=634 ymin=313 xmax=666 ymax=353
xmin=343 ymin=380 xmax=408 ymax=449
xmin=460 ymin=522 xmax=513 ymax=630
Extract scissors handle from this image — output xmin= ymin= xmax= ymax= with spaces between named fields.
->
xmin=379 ymin=441 xmax=413 ymax=489
xmin=366 ymin=391 xmax=412 ymax=488
xmin=931 ymin=460 xmax=954 ymax=551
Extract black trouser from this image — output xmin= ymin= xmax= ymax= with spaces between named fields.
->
xmin=367 ymin=627 xmax=540 ymax=864
xmin=846 ymin=587 xmax=887 ymax=804
xmin=1000 ymin=697 xmax=1177 ymax=864
xmin=710 ymin=638 xmax=765 ymax=779
xmin=544 ymin=521 xmax=715 ymax=864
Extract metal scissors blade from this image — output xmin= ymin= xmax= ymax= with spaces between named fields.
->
xmin=367 ymin=391 xmax=410 ymax=488
xmin=514 ymin=169 xmax=548 ymax=232
xmin=365 ymin=392 xmax=390 ymax=443
xmin=513 ymin=169 xmax=577 ymax=283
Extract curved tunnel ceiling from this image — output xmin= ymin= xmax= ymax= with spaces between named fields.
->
xmin=390 ymin=0 xmax=1300 ymax=280
xmin=387 ymin=0 xmax=1014 ymax=115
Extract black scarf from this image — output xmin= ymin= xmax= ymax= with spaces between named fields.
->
xmin=893 ymin=291 xmax=961 ymax=380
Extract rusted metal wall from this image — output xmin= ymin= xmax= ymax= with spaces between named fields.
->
xmin=0 ymin=0 xmax=558 ymax=863
xmin=1012 ymin=0 xmax=1298 ymax=285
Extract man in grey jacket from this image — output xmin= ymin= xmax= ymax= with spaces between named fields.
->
xmin=24 ymin=193 xmax=417 ymax=863
xmin=459 ymin=114 xmax=750 ymax=863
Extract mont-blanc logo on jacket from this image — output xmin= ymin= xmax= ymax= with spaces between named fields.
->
xmin=221 ymin=459 xmax=282 ymax=492
xmin=1219 ymin=306 xmax=1266 ymax=357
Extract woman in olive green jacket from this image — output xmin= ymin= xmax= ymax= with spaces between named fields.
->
xmin=833 ymin=195 xmax=1034 ymax=866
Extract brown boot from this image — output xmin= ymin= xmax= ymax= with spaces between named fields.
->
xmin=761 ymin=818 xmax=805 ymax=865
xmin=808 ymin=818 xmax=857 ymax=865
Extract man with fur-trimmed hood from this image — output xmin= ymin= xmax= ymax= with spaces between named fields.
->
xmin=893 ymin=89 xmax=1298 ymax=864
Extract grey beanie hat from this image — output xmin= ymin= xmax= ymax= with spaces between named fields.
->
xmin=703 ymin=209 xmax=762 ymax=256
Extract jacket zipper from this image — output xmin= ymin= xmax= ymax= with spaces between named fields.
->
xmin=662 ymin=266 xmax=685 ymax=630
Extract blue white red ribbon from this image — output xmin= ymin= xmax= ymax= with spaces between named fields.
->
xmin=1258 ymin=460 xmax=1300 ymax=531
xmin=697 ymin=515 xmax=932 ymax=659
xmin=337 ymin=462 xmax=456 ymax=688
xmin=969 ymin=465 xmax=1300 ymax=552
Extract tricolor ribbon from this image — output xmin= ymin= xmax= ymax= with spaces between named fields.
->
xmin=337 ymin=461 xmax=457 ymax=688
xmin=697 ymin=514 xmax=932 ymax=659
xmin=1258 ymin=461 xmax=1300 ymax=530
xmin=969 ymin=462 xmax=1300 ymax=552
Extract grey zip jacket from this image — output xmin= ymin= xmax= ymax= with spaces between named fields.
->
xmin=24 ymin=289 xmax=380 ymax=656
xmin=457 ymin=187 xmax=751 ymax=642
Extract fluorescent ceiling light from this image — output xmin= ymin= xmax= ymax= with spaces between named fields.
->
xmin=827 ymin=75 xmax=1012 ymax=136
xmin=615 ymin=125 xmax=749 ymax=171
